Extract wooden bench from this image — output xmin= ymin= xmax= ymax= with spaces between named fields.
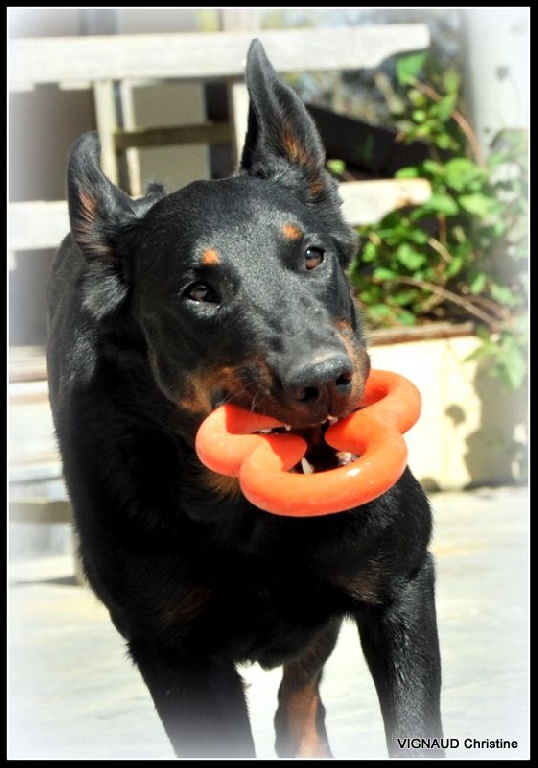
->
xmin=9 ymin=24 xmax=430 ymax=194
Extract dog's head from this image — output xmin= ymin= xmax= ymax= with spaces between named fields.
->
xmin=66 ymin=40 xmax=370 ymax=441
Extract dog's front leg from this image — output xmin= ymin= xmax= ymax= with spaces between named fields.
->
xmin=128 ymin=641 xmax=255 ymax=758
xmin=274 ymin=619 xmax=342 ymax=759
xmin=354 ymin=554 xmax=445 ymax=759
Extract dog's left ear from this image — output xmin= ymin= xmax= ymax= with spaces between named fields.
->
xmin=240 ymin=40 xmax=358 ymax=265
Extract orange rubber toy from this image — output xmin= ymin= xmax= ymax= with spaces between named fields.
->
xmin=195 ymin=369 xmax=421 ymax=517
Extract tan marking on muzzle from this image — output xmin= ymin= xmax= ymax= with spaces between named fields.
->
xmin=335 ymin=319 xmax=371 ymax=404
xmin=177 ymin=365 xmax=245 ymax=416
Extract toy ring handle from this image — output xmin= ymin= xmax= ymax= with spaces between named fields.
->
xmin=195 ymin=369 xmax=421 ymax=517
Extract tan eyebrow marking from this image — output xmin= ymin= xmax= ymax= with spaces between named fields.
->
xmin=201 ymin=248 xmax=220 ymax=265
xmin=281 ymin=223 xmax=303 ymax=241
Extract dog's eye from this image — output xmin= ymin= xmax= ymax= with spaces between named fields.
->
xmin=184 ymin=282 xmax=218 ymax=304
xmin=304 ymin=246 xmax=325 ymax=270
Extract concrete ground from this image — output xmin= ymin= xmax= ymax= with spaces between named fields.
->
xmin=8 ymin=485 xmax=530 ymax=761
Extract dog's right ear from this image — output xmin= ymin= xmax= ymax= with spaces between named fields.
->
xmin=67 ymin=131 xmax=164 ymax=264
xmin=66 ymin=132 xmax=164 ymax=318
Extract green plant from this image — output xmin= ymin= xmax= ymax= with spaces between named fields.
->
xmin=349 ymin=53 xmax=528 ymax=390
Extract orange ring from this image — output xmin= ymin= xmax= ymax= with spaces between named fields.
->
xmin=195 ymin=369 xmax=421 ymax=517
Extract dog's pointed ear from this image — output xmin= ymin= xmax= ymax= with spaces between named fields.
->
xmin=240 ymin=41 xmax=358 ymax=265
xmin=240 ymin=40 xmax=327 ymax=197
xmin=67 ymin=131 xmax=164 ymax=264
xmin=66 ymin=132 xmax=164 ymax=318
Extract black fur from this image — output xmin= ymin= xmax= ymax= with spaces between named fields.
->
xmin=47 ymin=40 xmax=444 ymax=758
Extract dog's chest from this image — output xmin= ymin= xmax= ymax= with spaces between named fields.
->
xmin=154 ymin=542 xmax=376 ymax=666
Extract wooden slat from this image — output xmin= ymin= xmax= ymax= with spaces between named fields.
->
xmin=93 ymin=80 xmax=119 ymax=184
xmin=339 ymin=178 xmax=431 ymax=225
xmin=9 ymin=380 xmax=49 ymax=406
xmin=9 ymin=25 xmax=430 ymax=90
xmin=8 ymin=376 xmax=59 ymax=475
xmin=9 ymin=200 xmax=69 ymax=252
xmin=8 ymin=178 xmax=431 ymax=256
xmin=9 ymin=346 xmax=48 ymax=383
xmin=229 ymin=81 xmax=250 ymax=168
xmin=369 ymin=322 xmax=476 ymax=346
xmin=9 ymin=500 xmax=72 ymax=525
xmin=114 ymin=120 xmax=233 ymax=150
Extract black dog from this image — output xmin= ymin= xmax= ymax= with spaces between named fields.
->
xmin=46 ymin=40 xmax=444 ymax=759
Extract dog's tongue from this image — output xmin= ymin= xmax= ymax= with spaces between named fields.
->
xmin=295 ymin=424 xmax=354 ymax=474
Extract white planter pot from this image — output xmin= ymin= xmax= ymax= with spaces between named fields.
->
xmin=369 ymin=335 xmax=528 ymax=491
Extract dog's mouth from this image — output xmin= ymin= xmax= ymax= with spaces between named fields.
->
xmin=256 ymin=416 xmax=357 ymax=474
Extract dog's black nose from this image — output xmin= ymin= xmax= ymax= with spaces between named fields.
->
xmin=284 ymin=354 xmax=353 ymax=408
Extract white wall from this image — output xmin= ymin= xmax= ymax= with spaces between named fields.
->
xmin=463 ymin=8 xmax=529 ymax=149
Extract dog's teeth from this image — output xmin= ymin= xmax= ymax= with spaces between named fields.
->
xmin=284 ymin=425 xmax=292 ymax=432
xmin=327 ymin=415 xmax=339 ymax=425
xmin=258 ymin=429 xmax=273 ymax=434
xmin=301 ymin=458 xmax=315 ymax=474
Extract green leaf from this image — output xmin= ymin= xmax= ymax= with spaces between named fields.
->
xmin=458 ymin=193 xmax=499 ymax=217
xmin=373 ymin=267 xmax=396 ymax=281
xmin=468 ymin=271 xmax=487 ymax=295
xmin=396 ymin=242 xmax=425 ymax=270
xmin=413 ymin=120 xmax=437 ymax=140
xmin=396 ymin=166 xmax=420 ymax=179
xmin=393 ymin=289 xmax=419 ymax=306
xmin=446 ymin=255 xmax=464 ymax=277
xmin=377 ymin=210 xmax=406 ymax=229
xmin=406 ymin=228 xmax=429 ymax=245
xmin=465 ymin=344 xmax=493 ymax=363
xmin=444 ymin=158 xmax=486 ymax=192
xmin=488 ymin=151 xmax=507 ymax=169
xmin=443 ymin=70 xmax=461 ymax=95
xmin=395 ymin=309 xmax=417 ymax=326
xmin=424 ymin=192 xmax=459 ymax=216
xmin=450 ymin=239 xmax=472 ymax=260
xmin=327 ymin=158 xmax=346 ymax=175
xmin=466 ymin=328 xmax=528 ymax=391
xmin=435 ymin=134 xmax=459 ymax=150
xmin=451 ymin=224 xmax=468 ymax=243
xmin=493 ymin=345 xmax=528 ymax=390
xmin=395 ymin=119 xmax=415 ymax=137
xmin=408 ymin=207 xmax=429 ymax=223
xmin=396 ymin=51 xmax=427 ymax=85
xmin=368 ymin=305 xmax=391 ymax=319
xmin=434 ymin=94 xmax=457 ymax=121
xmin=422 ymin=159 xmax=445 ymax=176
xmin=357 ymin=286 xmax=382 ymax=304
xmin=361 ymin=240 xmax=377 ymax=263
xmin=409 ymin=89 xmax=427 ymax=107
xmin=490 ymin=283 xmax=518 ymax=307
